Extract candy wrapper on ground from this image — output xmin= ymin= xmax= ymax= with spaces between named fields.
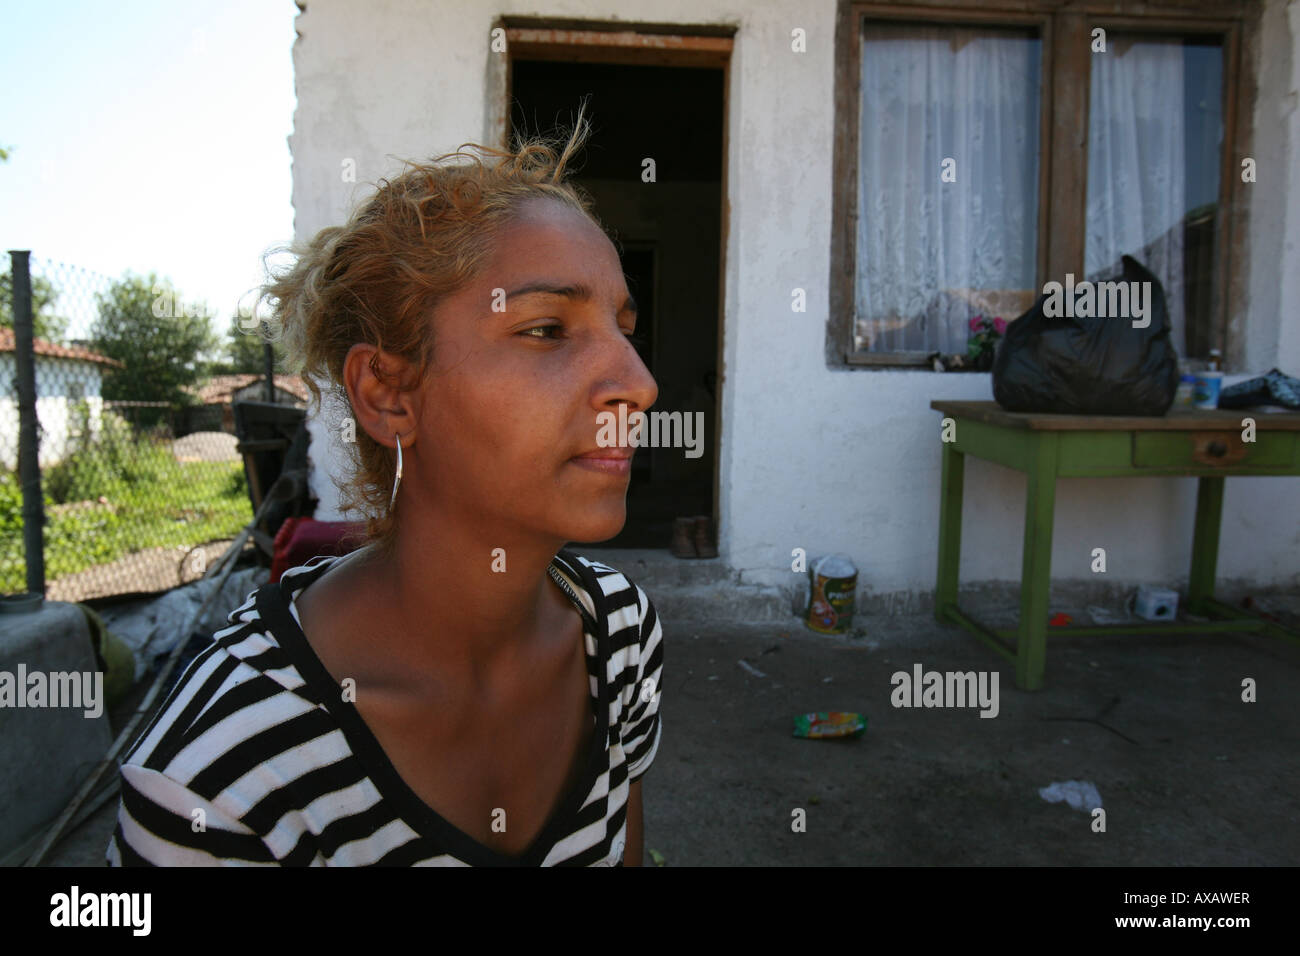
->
xmin=793 ymin=711 xmax=867 ymax=739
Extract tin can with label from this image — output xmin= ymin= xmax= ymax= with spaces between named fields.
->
xmin=804 ymin=554 xmax=857 ymax=634
xmin=1194 ymin=371 xmax=1223 ymax=409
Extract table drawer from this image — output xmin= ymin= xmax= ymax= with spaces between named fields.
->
xmin=1132 ymin=430 xmax=1295 ymax=468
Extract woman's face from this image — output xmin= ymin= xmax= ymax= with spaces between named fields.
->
xmin=411 ymin=197 xmax=658 ymax=544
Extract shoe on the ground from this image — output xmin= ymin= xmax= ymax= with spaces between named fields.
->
xmin=693 ymin=515 xmax=718 ymax=559
xmin=670 ymin=517 xmax=697 ymax=558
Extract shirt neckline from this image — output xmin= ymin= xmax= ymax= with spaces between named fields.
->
xmin=259 ymin=550 xmax=610 ymax=867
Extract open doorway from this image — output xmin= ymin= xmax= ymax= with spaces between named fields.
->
xmin=508 ymin=53 xmax=726 ymax=550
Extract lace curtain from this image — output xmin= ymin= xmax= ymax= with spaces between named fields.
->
xmin=855 ymin=25 xmax=1042 ymax=354
xmin=1087 ymin=38 xmax=1222 ymax=357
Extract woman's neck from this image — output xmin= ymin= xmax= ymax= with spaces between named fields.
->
xmin=359 ymin=513 xmax=572 ymax=682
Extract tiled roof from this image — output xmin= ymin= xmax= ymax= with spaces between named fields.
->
xmin=184 ymin=373 xmax=312 ymax=405
xmin=0 ymin=327 xmax=124 ymax=368
xmin=0 ymin=331 xmax=311 ymax=404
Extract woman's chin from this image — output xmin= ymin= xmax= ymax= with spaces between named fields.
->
xmin=562 ymin=505 xmax=628 ymax=544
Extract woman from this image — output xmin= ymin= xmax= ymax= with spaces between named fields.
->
xmin=107 ymin=108 xmax=664 ymax=866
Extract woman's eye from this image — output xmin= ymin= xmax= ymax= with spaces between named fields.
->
xmin=519 ymin=325 xmax=645 ymax=347
xmin=520 ymin=324 xmax=563 ymax=340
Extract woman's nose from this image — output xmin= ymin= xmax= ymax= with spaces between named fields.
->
xmin=624 ymin=348 xmax=658 ymax=411
xmin=596 ymin=333 xmax=657 ymax=412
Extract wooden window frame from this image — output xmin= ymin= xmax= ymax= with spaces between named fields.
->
xmin=830 ymin=0 xmax=1261 ymax=370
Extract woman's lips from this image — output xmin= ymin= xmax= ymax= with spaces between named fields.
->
xmin=569 ymin=450 xmax=633 ymax=476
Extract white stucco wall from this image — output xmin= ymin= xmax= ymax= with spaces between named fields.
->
xmin=290 ymin=0 xmax=1300 ymax=603
xmin=0 ymin=354 xmax=106 ymax=470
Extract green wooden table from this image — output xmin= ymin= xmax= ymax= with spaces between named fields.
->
xmin=931 ymin=400 xmax=1300 ymax=690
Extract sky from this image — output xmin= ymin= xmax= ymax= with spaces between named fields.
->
xmin=0 ymin=0 xmax=299 ymax=343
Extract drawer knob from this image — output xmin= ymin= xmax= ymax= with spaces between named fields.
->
xmin=1208 ymin=440 xmax=1227 ymax=457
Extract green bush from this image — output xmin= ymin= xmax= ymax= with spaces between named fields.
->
xmin=0 ymin=469 xmax=27 ymax=535
xmin=0 ymin=468 xmax=55 ymax=531
xmin=44 ymin=407 xmax=169 ymax=503
xmin=225 ymin=467 xmax=248 ymax=499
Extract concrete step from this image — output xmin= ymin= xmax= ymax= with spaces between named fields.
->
xmin=578 ymin=547 xmax=736 ymax=589
xmin=651 ymin=583 xmax=795 ymax=623
xmin=572 ymin=548 xmax=1300 ymax=634
xmin=577 ymin=548 xmax=795 ymax=622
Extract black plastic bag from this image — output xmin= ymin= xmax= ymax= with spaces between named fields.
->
xmin=992 ymin=255 xmax=1180 ymax=415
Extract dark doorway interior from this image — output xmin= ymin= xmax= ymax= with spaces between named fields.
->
xmin=509 ymin=61 xmax=724 ymax=549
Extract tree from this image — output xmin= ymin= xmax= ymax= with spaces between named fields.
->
xmin=217 ymin=313 xmax=281 ymax=374
xmin=0 ymin=271 xmax=69 ymax=343
xmin=89 ymin=272 xmax=220 ymax=423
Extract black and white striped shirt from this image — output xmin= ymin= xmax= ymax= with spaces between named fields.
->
xmin=107 ymin=550 xmax=663 ymax=866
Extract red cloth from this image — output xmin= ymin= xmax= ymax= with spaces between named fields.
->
xmin=270 ymin=518 xmax=368 ymax=583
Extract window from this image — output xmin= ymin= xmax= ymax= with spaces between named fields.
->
xmin=1085 ymin=35 xmax=1224 ymax=359
xmin=831 ymin=1 xmax=1256 ymax=368
xmin=854 ymin=23 xmax=1042 ymax=355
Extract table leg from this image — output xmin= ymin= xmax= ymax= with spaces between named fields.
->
xmin=1187 ymin=476 xmax=1224 ymax=615
xmin=1017 ymin=433 xmax=1059 ymax=691
xmin=936 ymin=439 xmax=965 ymax=624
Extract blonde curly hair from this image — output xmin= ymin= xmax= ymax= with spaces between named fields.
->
xmin=253 ymin=103 xmax=601 ymax=559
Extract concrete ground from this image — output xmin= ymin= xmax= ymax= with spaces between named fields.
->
xmin=38 ymin=590 xmax=1300 ymax=867
xmin=635 ymin=610 xmax=1300 ymax=866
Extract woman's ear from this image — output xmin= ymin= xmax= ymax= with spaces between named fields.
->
xmin=343 ymin=342 xmax=419 ymax=449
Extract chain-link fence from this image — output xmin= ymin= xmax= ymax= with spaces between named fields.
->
xmin=2 ymin=251 xmax=264 ymax=602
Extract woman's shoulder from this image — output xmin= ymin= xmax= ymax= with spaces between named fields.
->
xmin=554 ymin=551 xmax=661 ymax=658
xmin=110 ymin=567 xmax=358 ymax=866
xmin=119 ymin=559 xmax=350 ymax=787
xmin=559 ymin=553 xmax=663 ymax=774
xmin=555 ymin=549 xmax=650 ymax=613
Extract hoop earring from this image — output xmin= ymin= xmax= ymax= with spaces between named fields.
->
xmin=389 ymin=433 xmax=403 ymax=513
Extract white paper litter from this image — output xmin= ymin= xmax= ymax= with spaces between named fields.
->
xmin=1086 ymin=605 xmax=1131 ymax=625
xmin=1038 ymin=780 xmax=1103 ymax=813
